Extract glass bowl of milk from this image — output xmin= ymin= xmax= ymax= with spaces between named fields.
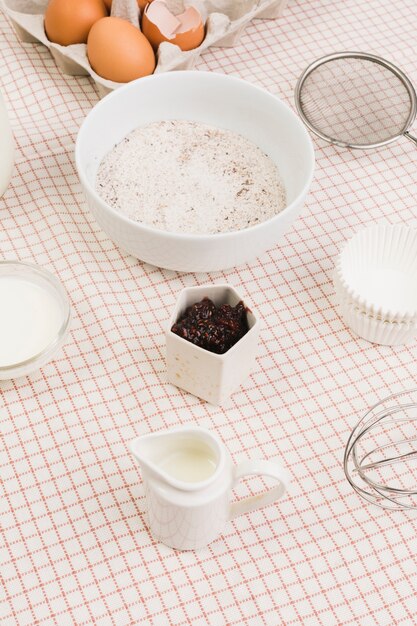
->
xmin=0 ymin=261 xmax=71 ymax=379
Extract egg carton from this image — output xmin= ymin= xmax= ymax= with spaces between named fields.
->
xmin=1 ymin=0 xmax=288 ymax=97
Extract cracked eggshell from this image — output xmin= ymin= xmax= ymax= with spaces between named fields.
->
xmin=87 ymin=16 xmax=155 ymax=82
xmin=142 ymin=0 xmax=205 ymax=52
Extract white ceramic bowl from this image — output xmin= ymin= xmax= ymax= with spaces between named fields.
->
xmin=75 ymin=71 xmax=315 ymax=272
xmin=0 ymin=261 xmax=71 ymax=379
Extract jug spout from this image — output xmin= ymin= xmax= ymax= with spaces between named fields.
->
xmin=130 ymin=427 xmax=224 ymax=491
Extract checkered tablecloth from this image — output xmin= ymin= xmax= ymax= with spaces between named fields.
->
xmin=1 ymin=1 xmax=417 ymax=624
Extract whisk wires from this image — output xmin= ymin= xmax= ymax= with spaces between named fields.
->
xmin=344 ymin=390 xmax=417 ymax=510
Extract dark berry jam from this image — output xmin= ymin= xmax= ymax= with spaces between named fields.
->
xmin=171 ymin=297 xmax=249 ymax=354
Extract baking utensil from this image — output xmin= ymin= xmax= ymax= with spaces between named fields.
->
xmin=131 ymin=426 xmax=289 ymax=550
xmin=344 ymin=389 xmax=417 ymax=510
xmin=295 ymin=51 xmax=417 ymax=149
xmin=337 ymin=298 xmax=417 ymax=346
xmin=75 ymin=71 xmax=314 ymax=272
xmin=333 ymin=224 xmax=417 ymax=345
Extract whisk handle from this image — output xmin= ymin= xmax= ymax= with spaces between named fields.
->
xmin=403 ymin=131 xmax=417 ymax=146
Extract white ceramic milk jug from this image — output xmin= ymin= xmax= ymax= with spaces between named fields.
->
xmin=131 ymin=427 xmax=290 ymax=551
xmin=0 ymin=90 xmax=14 ymax=197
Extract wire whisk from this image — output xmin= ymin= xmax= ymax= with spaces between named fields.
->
xmin=344 ymin=389 xmax=417 ymax=510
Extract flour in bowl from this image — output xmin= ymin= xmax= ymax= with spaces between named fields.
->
xmin=96 ymin=120 xmax=286 ymax=235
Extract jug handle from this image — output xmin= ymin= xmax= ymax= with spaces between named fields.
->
xmin=229 ymin=459 xmax=290 ymax=520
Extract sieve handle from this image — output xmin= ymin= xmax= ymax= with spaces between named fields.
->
xmin=403 ymin=131 xmax=417 ymax=147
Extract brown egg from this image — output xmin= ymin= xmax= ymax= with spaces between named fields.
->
xmin=142 ymin=0 xmax=204 ymax=52
xmin=44 ymin=0 xmax=107 ymax=46
xmin=104 ymin=0 xmax=153 ymax=11
xmin=87 ymin=17 xmax=155 ymax=83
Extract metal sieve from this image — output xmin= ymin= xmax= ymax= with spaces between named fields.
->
xmin=295 ymin=52 xmax=417 ymax=149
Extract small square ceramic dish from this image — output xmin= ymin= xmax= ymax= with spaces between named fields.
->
xmin=166 ymin=284 xmax=260 ymax=405
xmin=333 ymin=223 xmax=417 ymax=345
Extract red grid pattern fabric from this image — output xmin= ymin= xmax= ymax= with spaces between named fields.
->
xmin=1 ymin=0 xmax=417 ymax=624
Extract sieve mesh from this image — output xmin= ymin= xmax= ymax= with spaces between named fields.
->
xmin=297 ymin=55 xmax=415 ymax=147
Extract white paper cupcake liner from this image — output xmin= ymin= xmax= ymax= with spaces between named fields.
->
xmin=339 ymin=299 xmax=417 ymax=346
xmin=334 ymin=223 xmax=417 ymax=324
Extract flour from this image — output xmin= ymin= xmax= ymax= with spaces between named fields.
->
xmin=96 ymin=120 xmax=286 ymax=235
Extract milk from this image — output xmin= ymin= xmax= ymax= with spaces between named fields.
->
xmin=0 ymin=277 xmax=63 ymax=367
xmin=159 ymin=441 xmax=217 ymax=482
xmin=131 ymin=426 xmax=290 ymax=550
